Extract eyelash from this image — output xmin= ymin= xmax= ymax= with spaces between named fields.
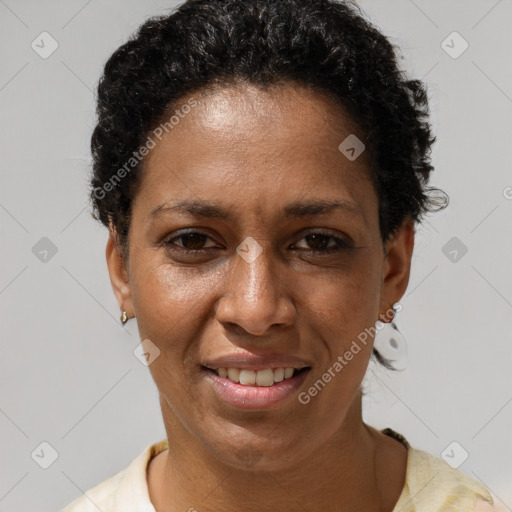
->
xmin=164 ymin=230 xmax=353 ymax=254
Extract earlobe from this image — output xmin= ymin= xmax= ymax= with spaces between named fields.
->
xmin=378 ymin=218 xmax=415 ymax=321
xmin=105 ymin=227 xmax=134 ymax=319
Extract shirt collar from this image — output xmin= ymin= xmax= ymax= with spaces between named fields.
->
xmin=112 ymin=438 xmax=168 ymax=511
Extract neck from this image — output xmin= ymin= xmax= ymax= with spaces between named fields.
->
xmin=148 ymin=390 xmax=395 ymax=512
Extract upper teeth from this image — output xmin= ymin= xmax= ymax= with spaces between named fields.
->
xmin=216 ymin=367 xmax=297 ymax=386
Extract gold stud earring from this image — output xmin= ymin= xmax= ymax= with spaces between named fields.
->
xmin=120 ymin=310 xmax=128 ymax=325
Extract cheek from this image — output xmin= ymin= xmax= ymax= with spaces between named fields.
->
xmin=300 ymin=257 xmax=381 ymax=395
xmin=129 ymin=259 xmax=225 ymax=342
xmin=307 ymin=256 xmax=382 ymax=331
xmin=299 ymin=274 xmax=379 ymax=418
xmin=129 ymin=262 xmax=221 ymax=403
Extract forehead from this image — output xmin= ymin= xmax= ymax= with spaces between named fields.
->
xmin=170 ymin=82 xmax=366 ymax=154
xmin=137 ymin=82 xmax=375 ymax=220
xmin=190 ymin=82 xmax=355 ymax=133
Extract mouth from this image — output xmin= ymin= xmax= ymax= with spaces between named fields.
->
xmin=203 ymin=366 xmax=310 ymax=386
xmin=201 ymin=365 xmax=312 ymax=410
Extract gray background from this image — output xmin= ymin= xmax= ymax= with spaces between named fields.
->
xmin=0 ymin=0 xmax=511 ymax=510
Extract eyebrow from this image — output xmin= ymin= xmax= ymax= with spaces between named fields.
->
xmin=149 ymin=198 xmax=362 ymax=221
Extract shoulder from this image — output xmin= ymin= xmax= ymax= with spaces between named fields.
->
xmin=406 ymin=447 xmax=493 ymax=505
xmin=60 ymin=470 xmax=122 ymax=511
xmin=60 ymin=438 xmax=168 ymax=512
xmin=382 ymin=428 xmax=495 ymax=512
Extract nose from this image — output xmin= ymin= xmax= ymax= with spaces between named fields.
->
xmin=215 ymin=244 xmax=296 ymax=336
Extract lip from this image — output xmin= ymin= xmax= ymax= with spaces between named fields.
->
xmin=202 ymin=352 xmax=312 ymax=371
xmin=203 ymin=367 xmax=311 ymax=410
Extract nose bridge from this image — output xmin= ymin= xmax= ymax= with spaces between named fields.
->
xmin=234 ymin=235 xmax=281 ymax=307
xmin=238 ymin=241 xmax=274 ymax=304
xmin=217 ymin=237 xmax=295 ymax=334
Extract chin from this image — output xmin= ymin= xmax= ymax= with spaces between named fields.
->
xmin=202 ymin=421 xmax=314 ymax=471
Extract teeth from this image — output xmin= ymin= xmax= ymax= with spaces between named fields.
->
xmin=274 ymin=368 xmax=285 ymax=382
xmin=239 ymin=369 xmax=256 ymax=385
xmin=215 ymin=367 xmax=301 ymax=386
xmin=255 ymin=368 xmax=274 ymax=386
xmin=227 ymin=368 xmax=240 ymax=383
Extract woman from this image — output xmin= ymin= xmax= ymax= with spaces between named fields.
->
xmin=61 ymin=0 xmax=496 ymax=510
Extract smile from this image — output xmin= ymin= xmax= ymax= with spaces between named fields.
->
xmin=203 ymin=366 xmax=311 ymax=409
xmin=213 ymin=367 xmax=305 ymax=386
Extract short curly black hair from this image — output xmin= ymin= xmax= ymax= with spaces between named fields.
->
xmin=90 ymin=0 xmax=448 ymax=368
xmin=91 ymin=0 xmax=447 ymax=246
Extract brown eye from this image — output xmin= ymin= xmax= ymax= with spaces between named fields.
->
xmin=167 ymin=231 xmax=217 ymax=251
xmin=293 ymin=232 xmax=353 ymax=253
xmin=304 ymin=234 xmax=331 ymax=251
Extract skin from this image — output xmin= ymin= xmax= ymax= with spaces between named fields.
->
xmin=106 ymin=82 xmax=413 ymax=512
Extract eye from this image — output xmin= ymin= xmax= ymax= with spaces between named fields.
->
xmin=163 ymin=230 xmax=352 ymax=256
xmin=165 ymin=231 xmax=219 ymax=251
xmin=292 ymin=232 xmax=353 ymax=253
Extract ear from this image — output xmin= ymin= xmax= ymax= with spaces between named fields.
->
xmin=105 ymin=224 xmax=134 ymax=318
xmin=378 ymin=217 xmax=415 ymax=322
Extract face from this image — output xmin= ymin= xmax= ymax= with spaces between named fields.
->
xmin=107 ymin=83 xmax=414 ymax=470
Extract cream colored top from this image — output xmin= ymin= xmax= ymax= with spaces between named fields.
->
xmin=61 ymin=428 xmax=495 ymax=511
